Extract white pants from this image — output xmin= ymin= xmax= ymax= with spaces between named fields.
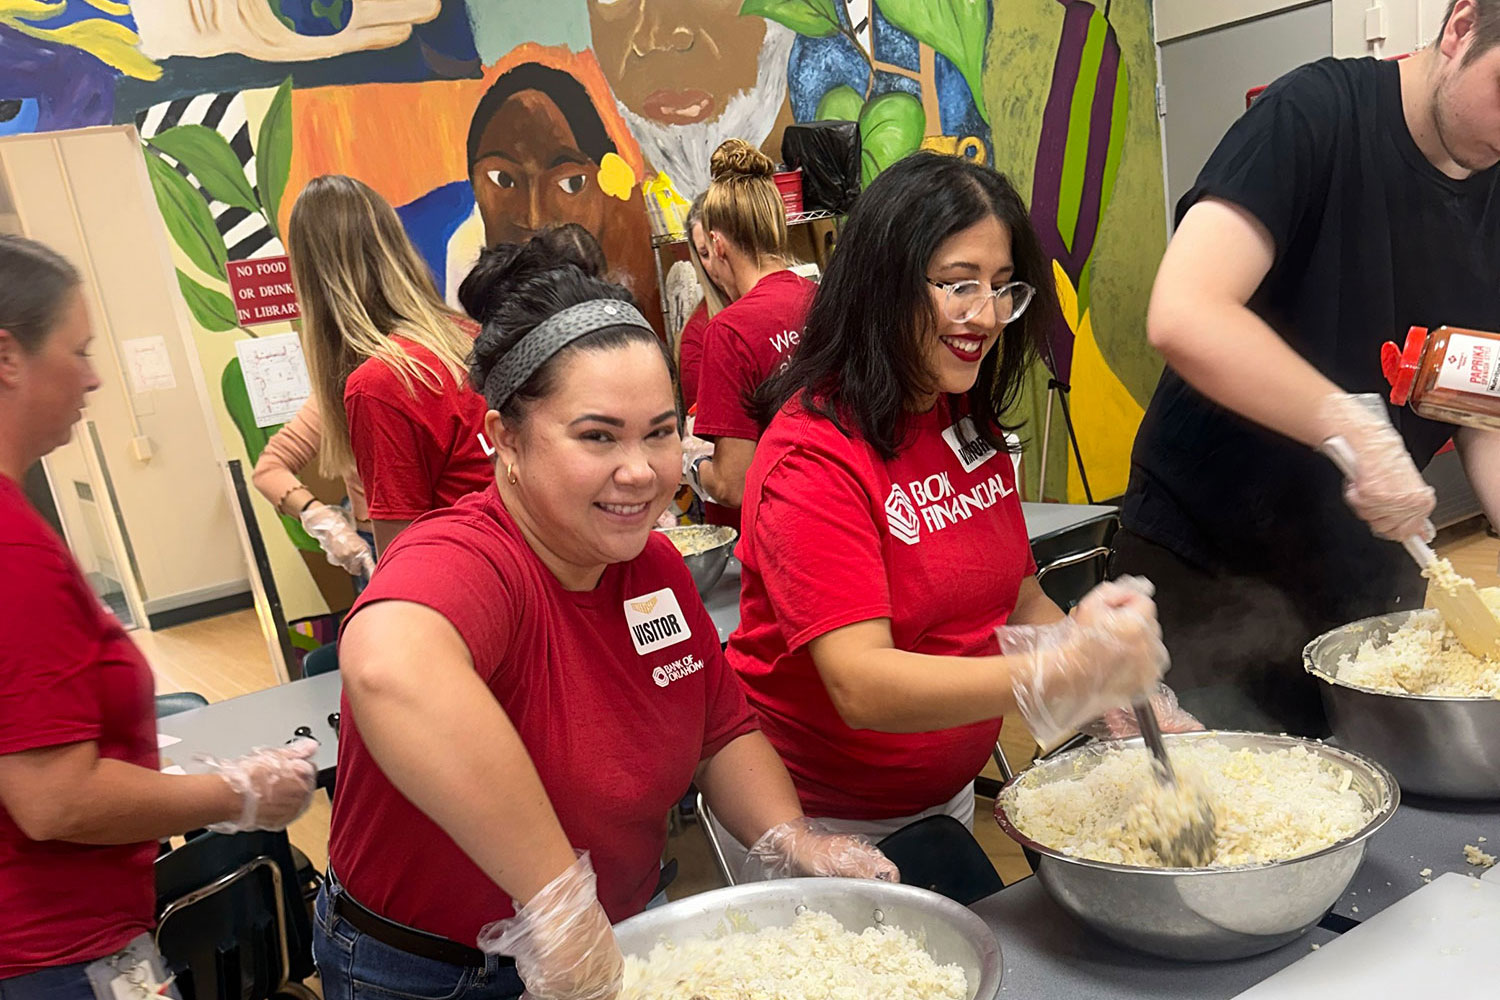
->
xmin=706 ymin=782 xmax=976 ymax=884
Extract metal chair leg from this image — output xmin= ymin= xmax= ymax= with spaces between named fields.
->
xmin=695 ymin=792 xmax=737 ymax=887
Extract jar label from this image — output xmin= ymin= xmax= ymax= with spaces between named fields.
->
xmin=1435 ymin=333 xmax=1500 ymax=397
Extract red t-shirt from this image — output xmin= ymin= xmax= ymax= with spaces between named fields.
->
xmin=343 ymin=334 xmax=494 ymax=521
xmin=728 ymin=398 xmax=1035 ymax=820
xmin=0 ymin=476 xmax=158 ymax=978
xmin=329 ymin=488 xmax=757 ymax=943
xmin=677 ymin=301 xmax=710 ymax=411
xmin=694 ymin=270 xmax=815 ymax=527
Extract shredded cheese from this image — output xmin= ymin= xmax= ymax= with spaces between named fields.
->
xmin=1006 ymin=741 xmax=1372 ymax=868
xmin=1336 ymin=588 xmax=1500 ymax=697
xmin=620 ymin=910 xmax=967 ymax=1000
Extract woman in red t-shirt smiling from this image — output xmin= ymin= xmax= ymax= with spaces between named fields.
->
xmin=0 ymin=237 xmax=316 ymax=994
xmin=684 ymin=140 xmax=816 ymax=527
xmin=289 ymin=175 xmax=493 ymax=557
xmin=718 ymin=153 xmax=1177 ymax=866
xmin=316 ymin=237 xmax=895 ymax=1000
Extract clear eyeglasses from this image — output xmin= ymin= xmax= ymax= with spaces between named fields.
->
xmin=926 ymin=278 xmax=1036 ymax=325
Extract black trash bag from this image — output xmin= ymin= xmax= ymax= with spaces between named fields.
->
xmin=781 ymin=120 xmax=861 ymax=215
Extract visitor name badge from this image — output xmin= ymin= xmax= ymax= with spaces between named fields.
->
xmin=941 ymin=417 xmax=998 ymax=473
xmin=624 ymin=587 xmax=692 ymax=655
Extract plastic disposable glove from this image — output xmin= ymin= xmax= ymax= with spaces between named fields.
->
xmin=1319 ymin=393 xmax=1435 ymax=542
xmin=1080 ymin=683 xmax=1204 ymax=741
xmin=998 ymin=576 xmax=1170 ymax=750
xmin=745 ymin=817 xmax=901 ymax=883
xmin=681 ymin=434 xmax=715 ymax=502
xmin=300 ymin=501 xmax=375 ymax=577
xmin=203 ymin=738 xmax=318 ymax=833
xmin=477 ymin=853 xmax=622 ymax=1000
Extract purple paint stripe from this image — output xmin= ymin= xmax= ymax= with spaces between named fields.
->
xmin=1030 ymin=1 xmax=1096 ymax=257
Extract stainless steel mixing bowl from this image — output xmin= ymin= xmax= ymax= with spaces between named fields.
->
xmin=994 ymin=731 xmax=1398 ymax=962
xmin=613 ymin=877 xmax=1002 ymax=999
xmin=659 ymin=525 xmax=737 ymax=596
xmin=1305 ymin=611 xmax=1500 ymax=799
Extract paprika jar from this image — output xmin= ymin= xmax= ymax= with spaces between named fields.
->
xmin=1381 ymin=326 xmax=1500 ymax=430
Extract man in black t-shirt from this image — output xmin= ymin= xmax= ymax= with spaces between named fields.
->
xmin=1115 ymin=0 xmax=1500 ymax=735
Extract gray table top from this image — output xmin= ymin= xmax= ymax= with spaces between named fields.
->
xmin=157 ymin=670 xmax=342 ymax=784
xmin=1334 ymin=794 xmax=1500 ymax=921
xmin=1020 ymin=501 xmax=1119 ymax=542
xmin=972 ymin=877 xmax=1336 ymax=999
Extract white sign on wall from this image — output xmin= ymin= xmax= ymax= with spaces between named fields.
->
xmin=235 ymin=333 xmax=310 ymax=428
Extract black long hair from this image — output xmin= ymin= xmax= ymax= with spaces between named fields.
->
xmin=460 ymin=234 xmax=672 ymax=424
xmin=757 ymin=152 xmax=1056 ymax=460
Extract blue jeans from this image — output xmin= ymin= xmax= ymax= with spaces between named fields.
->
xmin=314 ymin=876 xmax=524 ymax=1000
xmin=0 ymin=935 xmax=181 ymax=1000
xmin=313 ymin=875 xmax=670 ymax=1000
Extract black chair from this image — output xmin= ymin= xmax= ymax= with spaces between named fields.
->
xmin=155 ymin=692 xmax=210 ymax=718
xmin=1032 ymin=511 xmax=1120 ymax=611
xmin=154 ymin=830 xmax=317 ymax=1000
xmin=301 ymin=643 xmax=339 ymax=678
xmin=875 ymin=816 xmax=1006 ymax=904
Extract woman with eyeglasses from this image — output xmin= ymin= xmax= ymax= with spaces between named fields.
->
xmin=708 ymin=153 xmax=1174 ymax=870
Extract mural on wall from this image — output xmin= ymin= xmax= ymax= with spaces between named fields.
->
xmin=587 ymin=0 xmax=796 ymax=199
xmin=1 ymin=0 xmax=1170 ymax=636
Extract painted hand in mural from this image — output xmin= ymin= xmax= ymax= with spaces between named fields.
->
xmin=132 ymin=0 xmax=441 ymax=61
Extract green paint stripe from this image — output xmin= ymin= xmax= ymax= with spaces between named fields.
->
xmin=1058 ymin=12 xmax=1108 ymax=254
xmin=1080 ymin=58 xmax=1131 ymax=316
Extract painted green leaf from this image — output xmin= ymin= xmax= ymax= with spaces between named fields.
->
xmin=143 ymin=151 xmax=227 ymax=279
xmin=148 ymin=125 xmax=259 ymax=212
xmin=858 ymin=91 xmax=925 ymax=187
xmin=176 ymin=270 xmax=238 ymax=332
xmin=877 ymin=0 xmax=989 ymax=121
xmin=257 ymin=78 xmax=294 ymax=240
xmin=739 ymin=0 xmax=841 ymax=38
xmin=816 ymin=85 xmax=865 ymax=122
xmin=220 ymin=357 xmax=319 ymax=552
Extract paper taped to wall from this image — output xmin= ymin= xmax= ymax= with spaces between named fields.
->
xmin=235 ymin=333 xmax=310 ymax=428
xmin=122 ymin=336 xmax=177 ymax=393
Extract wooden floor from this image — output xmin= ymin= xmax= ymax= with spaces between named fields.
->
xmin=135 ymin=520 xmax=1500 ymax=899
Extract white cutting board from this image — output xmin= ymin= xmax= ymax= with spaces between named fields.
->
xmin=1232 ymin=873 xmax=1500 ymax=998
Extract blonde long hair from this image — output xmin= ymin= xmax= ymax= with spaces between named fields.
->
xmin=701 ymin=139 xmax=792 ymax=267
xmin=288 ymin=174 xmax=473 ymax=478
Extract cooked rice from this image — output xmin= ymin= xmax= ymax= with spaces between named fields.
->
xmin=663 ymin=525 xmax=734 ymax=557
xmin=1336 ymin=588 xmax=1500 ymax=698
xmin=1006 ymin=741 xmax=1371 ymax=868
xmin=619 ymin=910 xmax=967 ymax=1000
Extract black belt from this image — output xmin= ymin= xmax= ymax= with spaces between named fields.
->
xmin=332 ymin=884 xmax=508 ymax=970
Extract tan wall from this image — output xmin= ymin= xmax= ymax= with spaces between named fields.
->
xmin=1 ymin=128 xmax=249 ymax=614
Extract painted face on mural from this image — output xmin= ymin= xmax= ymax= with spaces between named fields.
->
xmin=471 ymin=90 xmax=606 ymax=244
xmin=586 ymin=0 xmax=794 ymax=195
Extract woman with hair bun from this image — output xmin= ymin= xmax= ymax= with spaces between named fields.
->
xmin=684 ymin=138 xmax=815 ymax=528
xmin=314 ymin=236 xmax=897 ymax=1000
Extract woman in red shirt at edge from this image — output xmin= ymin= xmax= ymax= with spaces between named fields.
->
xmin=683 ymin=140 xmax=816 ymax=529
xmin=712 ymin=153 xmax=1182 ymax=872
xmin=314 ymin=236 xmax=897 ymax=1000
xmin=0 ymin=237 xmax=316 ymax=994
xmin=288 ymin=175 xmax=493 ymax=558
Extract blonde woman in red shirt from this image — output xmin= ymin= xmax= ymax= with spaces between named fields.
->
xmin=288 ymin=175 xmax=493 ymax=557
xmin=714 ymin=153 xmax=1186 ymax=874
xmin=684 ymin=139 xmax=816 ymax=528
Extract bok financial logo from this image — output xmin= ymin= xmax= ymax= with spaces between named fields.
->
xmin=885 ymin=483 xmax=921 ymax=546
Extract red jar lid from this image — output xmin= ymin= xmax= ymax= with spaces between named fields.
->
xmin=1381 ymin=327 xmax=1428 ymax=405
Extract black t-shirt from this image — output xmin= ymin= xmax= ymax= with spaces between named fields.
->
xmin=1123 ymin=57 xmax=1500 ymax=620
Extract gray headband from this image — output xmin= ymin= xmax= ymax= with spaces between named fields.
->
xmin=483 ymin=298 xmax=655 ymax=407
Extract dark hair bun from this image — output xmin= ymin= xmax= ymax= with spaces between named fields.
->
xmin=710 ymin=138 xmax=774 ymax=181
xmin=458 ymin=230 xmax=605 ymax=325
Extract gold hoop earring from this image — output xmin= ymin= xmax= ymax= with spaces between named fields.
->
xmin=506 ymin=463 xmax=518 ymax=485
